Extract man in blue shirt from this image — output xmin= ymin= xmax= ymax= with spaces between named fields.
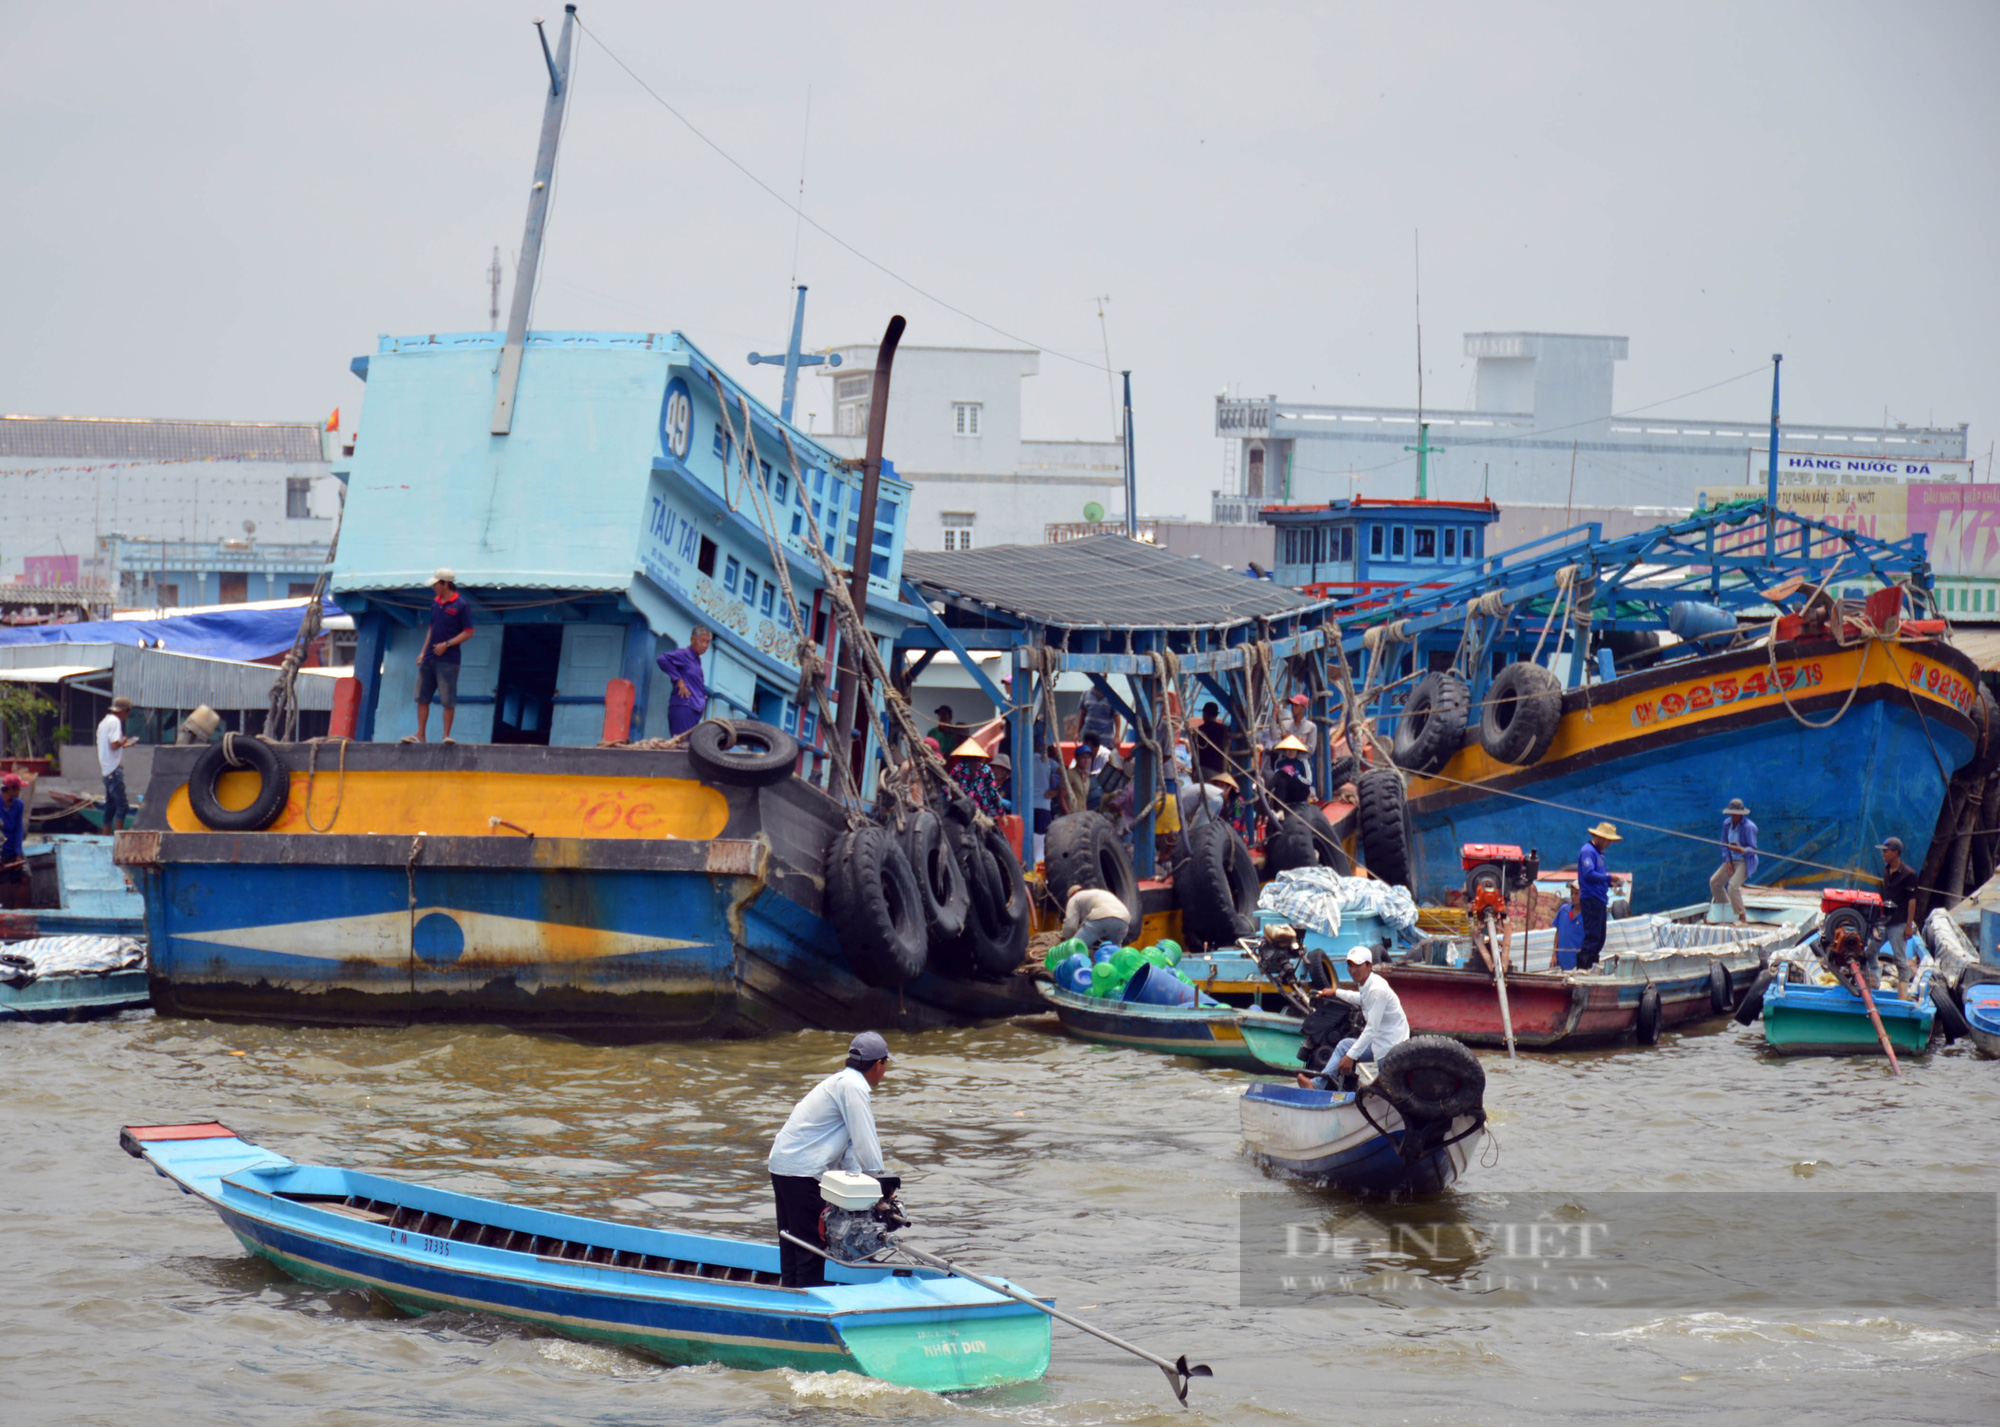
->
xmin=655 ymin=625 xmax=713 ymax=736
xmin=412 ymin=569 xmax=474 ymax=743
xmin=1552 ymin=885 xmax=1585 ymax=969
xmin=1709 ymin=797 xmax=1758 ymax=925
xmin=1576 ymin=821 xmax=1621 ymax=970
xmin=0 ymin=773 xmax=27 ymax=910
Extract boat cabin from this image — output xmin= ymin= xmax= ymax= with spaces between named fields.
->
xmin=333 ymin=330 xmax=919 ymax=762
xmin=1260 ymin=497 xmax=1499 ymax=597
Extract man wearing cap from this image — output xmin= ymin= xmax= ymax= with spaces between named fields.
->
xmin=1268 ymin=692 xmax=1319 ymax=757
xmin=1867 ymin=836 xmax=1920 ymax=996
xmin=927 ymin=705 xmax=966 ymax=754
xmin=0 ymin=773 xmax=27 ymax=910
xmin=97 ymin=696 xmax=138 ymax=833
xmin=1296 ymin=947 xmax=1409 ymax=1090
xmin=767 ymin=1032 xmax=897 ymax=1288
xmin=412 ymin=570 xmax=474 ymax=744
xmin=655 ymin=625 xmax=713 ymax=736
xmin=1710 ymin=799 xmax=1759 ymax=926
xmin=1576 ymin=822 xmax=1621 ymax=971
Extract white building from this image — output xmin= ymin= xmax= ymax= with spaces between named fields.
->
xmin=0 ymin=414 xmax=341 ymax=606
xmin=813 ymin=345 xmax=1126 ymax=551
xmin=1213 ymin=332 xmax=1971 ymax=520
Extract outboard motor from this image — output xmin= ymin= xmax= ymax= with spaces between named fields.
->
xmin=818 ymin=1170 xmax=908 ymax=1263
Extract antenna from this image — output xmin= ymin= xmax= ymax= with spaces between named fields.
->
xmin=488 ymin=246 xmax=502 ymax=330
xmin=1096 ymin=297 xmax=1117 ymax=440
xmin=1413 ymin=228 xmax=1423 ymax=427
xmin=790 ymin=86 xmax=812 ymax=287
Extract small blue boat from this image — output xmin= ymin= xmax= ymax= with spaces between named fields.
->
xmin=0 ymin=935 xmax=148 ymax=1021
xmin=1239 ymin=1082 xmax=1486 ymax=1194
xmin=121 ymin=1123 xmax=1049 ymax=1391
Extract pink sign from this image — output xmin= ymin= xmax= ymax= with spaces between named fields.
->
xmin=1906 ymin=485 xmax=2000 ymax=579
xmin=22 ymin=555 xmax=79 ymax=586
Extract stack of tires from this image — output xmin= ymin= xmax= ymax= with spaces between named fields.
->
xmin=1173 ymin=819 xmax=1261 ymax=950
xmin=1044 ymin=812 xmax=1140 ymax=945
xmin=1263 ymin=802 xmax=1353 ymax=879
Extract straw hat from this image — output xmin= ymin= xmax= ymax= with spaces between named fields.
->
xmin=991 ymin=752 xmax=1012 ymax=773
xmin=1723 ymin=798 xmax=1749 ymax=816
xmin=1586 ymin=821 xmax=1623 ymax=841
xmin=1211 ymin=773 xmax=1238 ymax=790
xmin=950 ymin=738 xmax=990 ymax=760
xmin=1275 ymin=735 xmax=1308 ymax=753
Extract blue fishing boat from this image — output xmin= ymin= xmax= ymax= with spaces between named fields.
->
xmin=118 ymin=11 xmax=1042 ymax=1038
xmin=2 ymin=834 xmax=145 ymax=939
xmin=1035 ymin=980 xmax=1262 ymax=1069
xmin=120 ymin=1122 xmax=1049 ymax=1390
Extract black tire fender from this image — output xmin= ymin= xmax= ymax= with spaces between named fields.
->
xmin=1479 ymin=661 xmax=1563 ymax=766
xmin=1391 ymin=671 xmax=1471 ymax=775
xmin=1044 ymin=812 xmax=1138 ymax=943
xmin=1355 ymin=767 xmax=1413 ymax=891
xmin=1376 ymin=1034 xmax=1486 ymax=1122
xmin=187 ymin=734 xmax=291 ymax=832
xmin=1636 ymin=982 xmax=1663 ymax=1044
xmin=1932 ymin=979 xmax=1971 ymax=1044
xmin=1708 ymin=961 xmax=1732 ymax=1016
xmin=1288 ymin=800 xmax=1353 ymax=874
xmin=1174 ymin=821 xmax=1256 ymax=948
xmin=900 ymin=810 xmax=969 ymax=943
xmin=687 ymin=718 xmax=800 ymax=786
xmin=941 ymin=821 xmax=1031 ymax=979
xmin=826 ymin=826 xmax=929 ymax=987
xmin=1732 ymin=968 xmax=1773 ymax=1025
xmin=1263 ymin=809 xmax=1319 ymax=878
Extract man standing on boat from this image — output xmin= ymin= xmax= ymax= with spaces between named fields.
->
xmin=96 ymin=696 xmax=138 ymax=832
xmin=767 ymin=1032 xmax=897 ymax=1288
xmin=655 ymin=625 xmax=712 ymax=736
xmin=412 ymin=570 xmax=474 ymax=744
xmin=1710 ymin=798 xmax=1759 ymax=925
xmin=1576 ymin=822 xmax=1621 ymax=971
xmin=1297 ymin=947 xmax=1408 ymax=1091
xmin=0 ymin=773 xmax=26 ymax=910
xmin=1867 ymin=836 xmax=1920 ymax=996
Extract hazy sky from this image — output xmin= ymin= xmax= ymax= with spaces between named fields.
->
xmin=7 ymin=1 xmax=1997 ymax=517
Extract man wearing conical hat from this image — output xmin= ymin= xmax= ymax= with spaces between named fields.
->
xmin=1267 ymin=734 xmax=1314 ymax=805
xmin=1576 ymin=821 xmax=1621 ymax=971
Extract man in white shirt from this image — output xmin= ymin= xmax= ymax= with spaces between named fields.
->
xmin=767 ymin=1031 xmax=894 ymax=1287
xmin=1297 ymin=947 xmax=1409 ymax=1090
xmin=1059 ymin=885 xmax=1130 ymax=950
xmin=97 ymin=697 xmax=138 ymax=833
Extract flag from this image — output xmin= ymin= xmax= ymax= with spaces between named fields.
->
xmin=325 ymin=407 xmax=340 ymax=432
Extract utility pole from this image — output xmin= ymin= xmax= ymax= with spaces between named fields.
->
xmin=491 ymin=6 xmax=577 ymax=436
xmin=1121 ymin=370 xmax=1137 ymax=537
xmin=1766 ymin=354 xmax=1783 ymax=559
xmin=747 ymin=286 xmax=842 ymax=424
xmin=1097 ymin=297 xmax=1117 ymax=440
xmin=488 ymin=246 xmax=502 ymax=330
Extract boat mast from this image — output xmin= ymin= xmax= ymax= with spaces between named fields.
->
xmin=1765 ymin=353 xmax=1783 ymax=559
xmin=1121 ymin=370 xmax=1137 ymax=538
xmin=835 ymin=316 xmax=905 ymax=754
xmin=747 ymin=286 xmax=842 ymax=424
xmin=491 ymin=6 xmax=577 ymax=437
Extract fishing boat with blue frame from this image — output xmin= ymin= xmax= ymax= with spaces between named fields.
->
xmin=117 ymin=10 xmax=1041 ymax=1039
xmin=1310 ymin=498 xmax=1986 ymax=912
xmin=119 ymin=1121 xmax=1050 ymax=1390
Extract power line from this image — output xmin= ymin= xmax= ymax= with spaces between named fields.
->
xmin=575 ymin=17 xmax=1112 ymax=373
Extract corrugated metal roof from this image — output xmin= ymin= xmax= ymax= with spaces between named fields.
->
xmin=0 ymin=641 xmax=331 ymax=710
xmin=0 ymin=414 xmax=325 ymax=462
xmin=902 ymin=535 xmax=1322 ymax=630
xmin=1949 ymin=629 xmax=2000 ymax=670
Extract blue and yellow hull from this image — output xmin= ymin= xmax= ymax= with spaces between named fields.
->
xmin=1404 ymin=637 xmax=1979 ymax=911
xmin=119 ymin=743 xmax=1039 ymax=1039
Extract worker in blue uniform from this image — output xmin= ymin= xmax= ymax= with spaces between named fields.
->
xmin=1576 ymin=822 xmax=1621 ymax=971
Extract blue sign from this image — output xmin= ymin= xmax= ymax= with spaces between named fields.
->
xmin=660 ymin=376 xmax=694 ymax=462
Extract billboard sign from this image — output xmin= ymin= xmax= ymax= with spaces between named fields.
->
xmin=1698 ymin=482 xmax=2000 ymax=578
xmin=1755 ymin=449 xmax=1973 ymax=484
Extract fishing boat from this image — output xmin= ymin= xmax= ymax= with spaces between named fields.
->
xmin=119 ymin=1122 xmax=1050 ymax=1390
xmin=1914 ymin=911 xmax=1999 ymax=1057
xmin=1 ymin=833 xmax=145 ymax=939
xmin=0 ymin=934 xmax=147 ymax=1021
xmin=1034 ymin=980 xmax=1261 ymax=1069
xmin=1317 ymin=502 xmax=1985 ymax=911
xmin=119 ymin=12 xmax=1046 ymax=1039
xmin=1239 ymin=1083 xmax=1485 ymax=1194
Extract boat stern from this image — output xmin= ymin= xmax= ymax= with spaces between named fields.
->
xmin=119 ymin=1122 xmax=287 ymax=1196
xmin=827 ymin=1277 xmax=1050 ymax=1391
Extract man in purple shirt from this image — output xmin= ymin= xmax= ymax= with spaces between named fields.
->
xmin=656 ymin=625 xmax=713 ymax=735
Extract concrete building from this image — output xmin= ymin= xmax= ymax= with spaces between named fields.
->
xmin=0 ymin=414 xmax=341 ymax=609
xmin=814 ymin=345 xmax=1126 ymax=551
xmin=1212 ymin=332 xmax=1971 ymax=519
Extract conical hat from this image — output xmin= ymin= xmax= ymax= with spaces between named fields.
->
xmin=950 ymin=738 xmax=990 ymax=760
xmin=1275 ymin=735 xmax=1308 ymax=753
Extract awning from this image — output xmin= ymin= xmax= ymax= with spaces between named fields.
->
xmin=0 ymin=664 xmax=109 ymax=684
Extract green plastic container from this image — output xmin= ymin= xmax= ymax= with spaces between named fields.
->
xmin=1140 ymin=947 xmax=1171 ymax=969
xmin=1111 ymin=947 xmax=1143 ymax=977
xmin=1089 ymin=962 xmax=1120 ymax=997
xmin=1044 ymin=939 xmax=1086 ymax=973
xmin=1154 ymin=939 xmax=1184 ymax=966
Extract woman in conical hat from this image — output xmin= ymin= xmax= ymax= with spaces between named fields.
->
xmin=947 ymin=737 xmax=1003 ymax=817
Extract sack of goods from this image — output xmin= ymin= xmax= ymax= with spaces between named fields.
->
xmin=1256 ymin=866 xmax=1418 ymax=937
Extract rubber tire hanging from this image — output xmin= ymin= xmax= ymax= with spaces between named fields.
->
xmin=899 ymin=810 xmax=969 ymax=943
xmin=1479 ymin=661 xmax=1563 ymax=766
xmin=936 ymin=820 xmax=1032 ymax=979
xmin=1043 ymin=812 xmax=1138 ymax=944
xmin=1174 ymin=821 xmax=1259 ymax=949
xmin=1635 ymin=983 xmax=1663 ymax=1044
xmin=1374 ymin=1035 xmax=1485 ymax=1122
xmin=1355 ymin=768 xmax=1413 ymax=891
xmin=187 ymin=735 xmax=291 ymax=832
xmin=826 ymin=825 xmax=929 ymax=987
xmin=1391 ymin=671 xmax=1471 ymax=776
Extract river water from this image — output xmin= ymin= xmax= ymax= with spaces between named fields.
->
xmin=5 ymin=1007 xmax=1996 ymax=1426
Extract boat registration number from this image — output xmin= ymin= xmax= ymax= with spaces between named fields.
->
xmin=1903 ymin=657 xmax=1976 ymax=715
xmin=1629 ymin=662 xmax=1823 ymax=728
xmin=389 ymin=1229 xmax=451 ymax=1257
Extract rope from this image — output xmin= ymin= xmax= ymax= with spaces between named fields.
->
xmin=302 ymin=736 xmax=350 ymax=833
xmin=220 ymin=731 xmax=249 ymax=769
xmin=265 ymin=480 xmax=347 ymax=743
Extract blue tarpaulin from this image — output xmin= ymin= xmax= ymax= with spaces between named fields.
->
xmin=0 ymin=601 xmax=337 ymax=662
